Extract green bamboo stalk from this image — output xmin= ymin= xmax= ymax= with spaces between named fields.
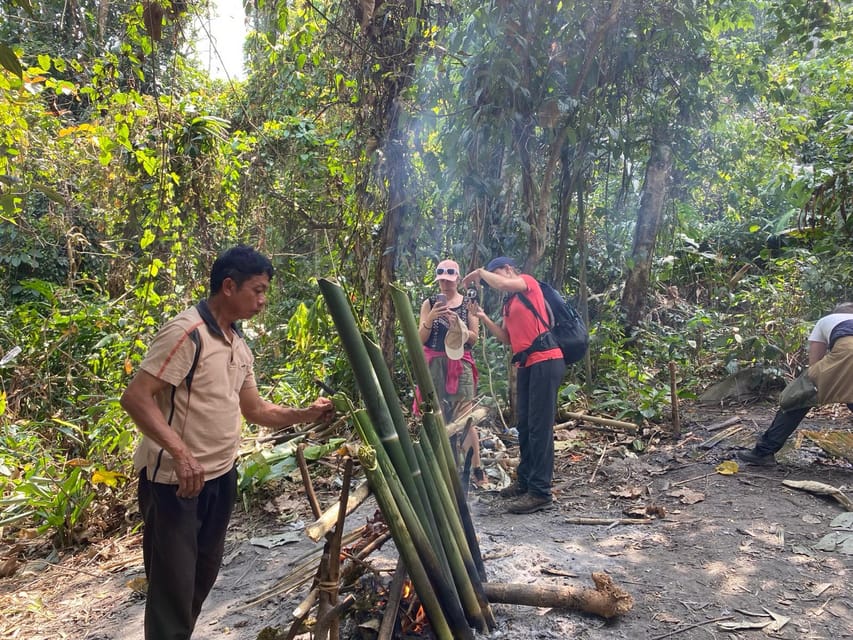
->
xmin=318 ymin=279 xmax=427 ymax=513
xmin=414 ymin=442 xmax=490 ymax=632
xmin=389 ymin=284 xmax=488 ymax=581
xmin=421 ymin=407 xmax=488 ymax=583
xmin=362 ymin=335 xmax=450 ymax=573
xmin=353 ymin=411 xmax=473 ymax=640
xmin=354 ymin=443 xmax=454 ymax=640
xmin=319 ymin=278 xmax=450 ymax=579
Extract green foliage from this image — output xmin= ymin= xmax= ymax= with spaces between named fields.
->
xmin=0 ymin=282 xmax=140 ymax=544
xmin=238 ymin=437 xmax=346 ymax=497
xmin=2 ymin=0 xmax=853 ymax=548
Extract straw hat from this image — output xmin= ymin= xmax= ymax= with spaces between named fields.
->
xmin=444 ymin=315 xmax=467 ymax=360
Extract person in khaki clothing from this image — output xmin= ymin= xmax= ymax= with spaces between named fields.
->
xmin=121 ymin=245 xmax=334 ymax=640
xmin=739 ymin=301 xmax=853 ymax=465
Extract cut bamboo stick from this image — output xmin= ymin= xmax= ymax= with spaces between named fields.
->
xmin=305 ymin=481 xmax=371 ymax=542
xmin=557 ymin=411 xmax=638 ymax=433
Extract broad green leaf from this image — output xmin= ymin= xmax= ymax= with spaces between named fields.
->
xmin=32 ymin=183 xmax=67 ymax=205
xmin=0 ymin=44 xmax=22 ymax=78
xmin=140 ymin=228 xmax=156 ymax=249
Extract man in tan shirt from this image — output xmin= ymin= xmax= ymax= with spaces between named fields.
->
xmin=739 ymin=301 xmax=853 ymax=465
xmin=121 ymin=245 xmax=334 ymax=640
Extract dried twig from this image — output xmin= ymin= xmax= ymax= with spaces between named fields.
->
xmin=706 ymin=416 xmax=741 ymax=432
xmin=377 ymin=557 xmax=407 ymax=640
xmin=698 ymin=425 xmax=744 ymax=450
xmin=297 ymin=443 xmax=323 ymax=519
xmin=649 ymin=615 xmax=734 ymax=640
xmin=557 ymin=411 xmax=638 ymax=434
xmin=565 ymin=517 xmax=653 ymax=526
xmin=588 ymin=442 xmax=608 ymax=484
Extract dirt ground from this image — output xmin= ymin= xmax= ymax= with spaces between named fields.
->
xmin=1 ymin=401 xmax=851 ymax=640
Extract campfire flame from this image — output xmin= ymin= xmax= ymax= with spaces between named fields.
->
xmin=399 ymin=579 xmax=428 ymax=635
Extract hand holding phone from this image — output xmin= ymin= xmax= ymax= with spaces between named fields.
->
xmin=435 ymin=293 xmax=447 ymax=306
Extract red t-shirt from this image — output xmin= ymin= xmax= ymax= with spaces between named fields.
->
xmin=503 ymin=274 xmax=564 ymax=367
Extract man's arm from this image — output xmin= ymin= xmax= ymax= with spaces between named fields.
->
xmin=808 ymin=340 xmax=827 ymax=366
xmin=120 ymin=370 xmax=206 ymax=498
xmin=239 ymin=387 xmax=334 ymax=430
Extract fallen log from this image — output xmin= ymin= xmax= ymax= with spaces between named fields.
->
xmin=483 ymin=572 xmax=633 ymax=619
xmin=557 ymin=411 xmax=638 ymax=434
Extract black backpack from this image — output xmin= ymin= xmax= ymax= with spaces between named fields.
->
xmin=515 ymin=281 xmax=589 ymax=365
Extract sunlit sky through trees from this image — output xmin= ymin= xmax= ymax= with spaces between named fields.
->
xmin=193 ymin=0 xmax=246 ymax=80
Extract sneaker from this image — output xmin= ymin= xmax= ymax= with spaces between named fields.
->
xmin=499 ymin=482 xmax=526 ymax=499
xmin=507 ymin=493 xmax=552 ymax=514
xmin=737 ymin=449 xmax=777 ymax=466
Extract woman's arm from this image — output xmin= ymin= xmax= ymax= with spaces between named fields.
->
xmin=471 ymin=303 xmax=510 ymax=345
xmin=465 ymin=302 xmax=479 ymax=345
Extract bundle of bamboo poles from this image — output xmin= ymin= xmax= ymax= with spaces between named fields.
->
xmin=318 ymin=279 xmax=495 ymax=640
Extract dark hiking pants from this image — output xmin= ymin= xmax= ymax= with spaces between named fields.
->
xmin=515 ymin=357 xmax=566 ymax=498
xmin=138 ymin=465 xmax=237 ymax=640
xmin=755 ymin=403 xmax=853 ymax=455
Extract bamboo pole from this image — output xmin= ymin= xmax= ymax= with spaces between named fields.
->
xmin=296 ymin=443 xmax=323 ymax=519
xmin=377 ymin=557 xmax=407 ymax=640
xmin=390 ymin=285 xmax=487 ymax=582
xmin=305 ymin=480 xmax=371 ymax=542
xmin=355 ymin=441 xmax=469 ymax=640
xmin=318 ymin=279 xmax=447 ymax=570
xmin=351 ymin=410 xmax=470 ymax=637
xmin=313 ymin=456 xmax=353 ymax=640
xmin=415 ymin=439 xmax=494 ymax=631
xmin=363 ymin=335 xmax=450 ymax=572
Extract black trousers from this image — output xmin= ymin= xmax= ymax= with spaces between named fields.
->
xmin=138 ymin=466 xmax=237 ymax=640
xmin=755 ymin=403 xmax=853 ymax=455
xmin=515 ymin=357 xmax=566 ymax=498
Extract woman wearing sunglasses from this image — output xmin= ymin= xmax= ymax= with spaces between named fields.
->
xmin=417 ymin=259 xmax=485 ymax=487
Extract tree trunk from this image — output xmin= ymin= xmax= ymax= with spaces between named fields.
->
xmin=377 ymin=106 xmax=407 ymax=365
xmin=621 ymin=141 xmax=672 ymax=327
xmin=552 ymin=144 xmax=576 ymax=290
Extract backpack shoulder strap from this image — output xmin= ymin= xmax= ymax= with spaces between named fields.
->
xmin=516 ymin=291 xmax=552 ymax=329
xmin=185 ymin=328 xmax=202 ymax=393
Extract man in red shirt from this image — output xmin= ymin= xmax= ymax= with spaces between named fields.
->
xmin=462 ymin=257 xmax=566 ymax=513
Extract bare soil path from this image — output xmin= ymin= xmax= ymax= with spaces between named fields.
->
xmin=2 ymin=402 xmax=851 ymax=639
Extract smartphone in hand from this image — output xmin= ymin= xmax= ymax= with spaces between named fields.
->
xmin=435 ymin=293 xmax=447 ymax=306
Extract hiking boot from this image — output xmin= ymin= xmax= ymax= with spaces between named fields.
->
xmin=507 ymin=493 xmax=552 ymax=514
xmin=737 ymin=449 xmax=776 ymax=466
xmin=499 ymin=482 xmax=526 ymax=499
